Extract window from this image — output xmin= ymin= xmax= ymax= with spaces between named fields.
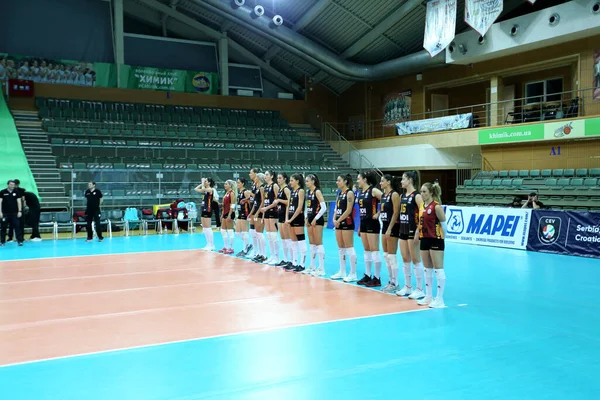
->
xmin=525 ymin=78 xmax=564 ymax=104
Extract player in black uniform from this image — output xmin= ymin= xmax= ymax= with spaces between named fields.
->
xmin=247 ymin=169 xmax=266 ymax=262
xmin=274 ymin=172 xmax=291 ymax=267
xmin=259 ymin=170 xmax=281 ymax=265
xmin=194 ymin=177 xmax=216 ymax=251
xmin=235 ymin=178 xmax=253 ymax=256
xmin=304 ymin=174 xmax=327 ymax=276
xmin=355 ymin=171 xmax=383 ymax=286
xmin=396 ymin=170 xmax=425 ymax=299
xmin=331 ymin=174 xmax=357 ymax=281
xmin=284 ymin=173 xmax=306 ymax=272
xmin=379 ymin=174 xmax=402 ymax=293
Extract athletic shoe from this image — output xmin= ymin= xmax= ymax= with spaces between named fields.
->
xmin=343 ymin=273 xmax=358 ymax=283
xmin=429 ymin=297 xmax=446 ymax=308
xmin=284 ymin=262 xmax=295 ymax=271
xmin=18 ymin=242 xmax=23 ymax=246
xmin=293 ymin=265 xmax=305 ymax=273
xmin=98 ymin=238 xmax=103 ymax=242
xmin=218 ymin=247 xmax=228 ymax=253
xmin=302 ymin=267 xmax=315 ymax=275
xmin=396 ymin=285 xmax=412 ymax=297
xmin=86 ymin=239 xmax=93 ymax=243
xmin=201 ymin=246 xmax=213 ymax=251
xmin=31 ymin=238 xmax=42 ymax=242
xmin=313 ymin=268 xmax=326 ymax=277
xmin=382 ymin=283 xmax=397 ymax=294
xmin=276 ymin=260 xmax=287 ymax=267
xmin=365 ymin=277 xmax=381 ymax=287
xmin=226 ymin=248 xmax=235 ymax=254
xmin=408 ymin=288 xmax=425 ymax=300
xmin=417 ymin=295 xmax=434 ymax=306
xmin=357 ymin=274 xmax=371 ymax=286
xmin=330 ymin=272 xmax=345 ymax=280
xmin=236 ymin=250 xmax=247 ymax=257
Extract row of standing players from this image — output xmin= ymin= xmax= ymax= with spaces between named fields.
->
xmin=193 ymin=169 xmax=448 ymax=309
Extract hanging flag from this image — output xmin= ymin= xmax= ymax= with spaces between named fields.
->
xmin=464 ymin=0 xmax=503 ymax=37
xmin=423 ymin=0 xmax=457 ymax=57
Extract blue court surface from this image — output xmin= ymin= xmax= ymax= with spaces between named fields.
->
xmin=1 ymin=230 xmax=599 ymax=399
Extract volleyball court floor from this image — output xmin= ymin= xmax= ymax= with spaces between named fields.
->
xmin=1 ymin=230 xmax=599 ymax=399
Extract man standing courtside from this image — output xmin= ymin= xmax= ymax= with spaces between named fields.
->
xmin=85 ymin=181 xmax=103 ymax=242
xmin=0 ymin=180 xmax=24 ymax=246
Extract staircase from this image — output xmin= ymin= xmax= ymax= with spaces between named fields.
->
xmin=291 ymin=123 xmax=356 ymax=172
xmin=12 ymin=110 xmax=70 ymax=211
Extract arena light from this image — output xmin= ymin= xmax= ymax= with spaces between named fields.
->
xmin=252 ymin=5 xmax=265 ymax=18
xmin=271 ymin=15 xmax=284 ymax=28
xmin=232 ymin=0 xmax=245 ymax=8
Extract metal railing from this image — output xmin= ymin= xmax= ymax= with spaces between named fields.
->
xmin=456 ymin=154 xmax=483 ymax=187
xmin=321 ymin=122 xmax=383 ymax=176
xmin=336 ymin=87 xmax=597 ymax=139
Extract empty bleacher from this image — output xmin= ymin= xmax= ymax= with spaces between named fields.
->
xmin=457 ymin=168 xmax=600 ymax=211
xmin=32 ymin=97 xmax=354 ymax=210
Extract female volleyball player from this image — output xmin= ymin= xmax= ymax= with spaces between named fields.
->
xmin=285 ymin=173 xmax=307 ymax=272
xmin=218 ymin=180 xmax=237 ymax=254
xmin=194 ymin=178 xmax=216 ymax=251
xmin=275 ymin=172 xmax=292 ymax=267
xmin=331 ymin=174 xmax=356 ymax=280
xmin=355 ymin=171 xmax=383 ymax=286
xmin=396 ymin=170 xmax=425 ymax=299
xmin=260 ymin=170 xmax=281 ymax=265
xmin=235 ymin=178 xmax=252 ymax=257
xmin=304 ymin=174 xmax=327 ymax=276
xmin=414 ymin=182 xmax=447 ymax=308
xmin=247 ymin=169 xmax=266 ymax=262
xmin=379 ymin=174 xmax=401 ymax=293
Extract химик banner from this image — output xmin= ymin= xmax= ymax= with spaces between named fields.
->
xmin=119 ymin=65 xmax=218 ymax=94
xmin=444 ymin=206 xmax=532 ymax=250
xmin=396 ymin=113 xmax=472 ymax=135
xmin=527 ymin=210 xmax=600 ymax=259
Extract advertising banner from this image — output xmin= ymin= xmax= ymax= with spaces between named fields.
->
xmin=478 ymin=117 xmax=600 ymax=144
xmin=594 ymin=50 xmax=600 ymax=100
xmin=444 ymin=206 xmax=532 ymax=250
xmin=396 ymin=113 xmax=472 ymax=135
xmin=119 ymin=65 xmax=218 ymax=94
xmin=527 ymin=210 xmax=600 ymax=259
xmin=464 ymin=0 xmax=503 ymax=37
xmin=383 ymin=90 xmax=412 ymax=125
xmin=423 ymin=0 xmax=457 ymax=57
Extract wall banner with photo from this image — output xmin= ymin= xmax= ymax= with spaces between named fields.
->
xmin=423 ymin=0 xmax=457 ymax=57
xmin=594 ymin=50 xmax=600 ymax=101
xmin=0 ymin=53 xmax=218 ymax=95
xmin=383 ymin=90 xmax=412 ymax=125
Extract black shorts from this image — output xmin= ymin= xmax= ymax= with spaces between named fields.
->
xmin=359 ymin=219 xmax=381 ymax=234
xmin=264 ymin=209 xmax=278 ymax=219
xmin=336 ymin=220 xmax=355 ymax=231
xmin=278 ymin=212 xmax=286 ymax=223
xmin=222 ymin=212 xmax=235 ymax=220
xmin=289 ymin=214 xmax=305 ymax=227
xmin=420 ymin=238 xmax=445 ymax=251
xmin=201 ymin=211 xmax=212 ymax=218
xmin=238 ymin=214 xmax=248 ymax=221
xmin=399 ymin=233 xmax=416 ymax=240
xmin=382 ymin=222 xmax=400 ymax=238
xmin=308 ymin=215 xmax=325 ymax=226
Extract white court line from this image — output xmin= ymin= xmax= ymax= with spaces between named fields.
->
xmin=0 ymin=278 xmax=248 ymax=303
xmin=0 ymin=307 xmax=432 ymax=369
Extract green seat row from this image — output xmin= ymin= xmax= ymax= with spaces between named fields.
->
xmin=493 ymin=168 xmax=600 ymax=178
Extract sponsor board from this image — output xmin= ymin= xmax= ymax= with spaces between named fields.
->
xmin=527 ymin=210 xmax=600 ymax=259
xmin=444 ymin=206 xmax=532 ymax=250
xmin=478 ymin=117 xmax=600 ymax=144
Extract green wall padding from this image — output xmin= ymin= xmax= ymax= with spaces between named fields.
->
xmin=0 ymin=95 xmax=40 ymax=198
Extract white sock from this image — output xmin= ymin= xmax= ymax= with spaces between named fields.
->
xmin=434 ymin=269 xmax=446 ymax=299
xmin=258 ymin=233 xmax=267 ymax=257
xmin=403 ymin=262 xmax=412 ymax=289
xmin=309 ymin=244 xmax=317 ymax=268
xmin=268 ymin=232 xmax=279 ymax=262
xmin=383 ymin=253 xmax=390 ymax=282
xmin=242 ymin=232 xmax=251 ymax=249
xmin=364 ymin=251 xmax=373 ymax=277
xmin=285 ymin=239 xmax=293 ymax=262
xmin=414 ymin=261 xmax=424 ymax=291
xmin=220 ymin=228 xmax=227 ymax=249
xmin=227 ymin=230 xmax=235 ymax=249
xmin=249 ymin=229 xmax=257 ymax=251
xmin=347 ymin=247 xmax=357 ymax=275
xmin=338 ymin=248 xmax=347 ymax=275
xmin=291 ymin=241 xmax=298 ymax=265
xmin=281 ymin=239 xmax=289 ymax=262
xmin=425 ymin=268 xmax=434 ymax=297
xmin=388 ymin=254 xmax=398 ymax=285
xmin=372 ymin=251 xmax=382 ymax=279
xmin=204 ymin=226 xmax=214 ymax=247
xmin=298 ymin=240 xmax=307 ymax=267
xmin=317 ymin=245 xmax=325 ymax=269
